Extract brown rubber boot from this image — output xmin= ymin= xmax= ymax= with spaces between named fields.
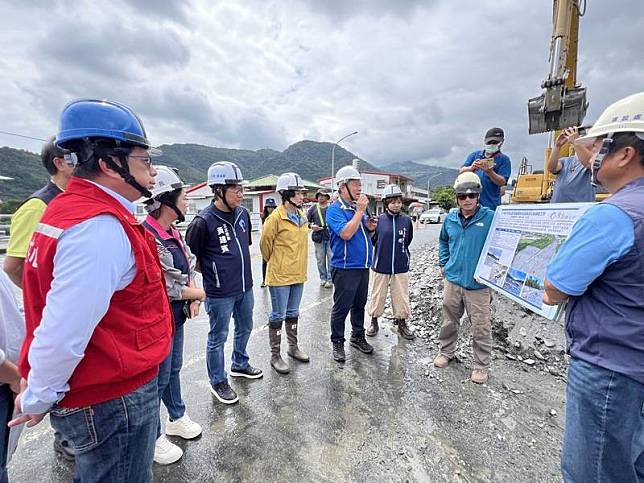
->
xmin=269 ymin=324 xmax=290 ymax=374
xmin=396 ymin=319 xmax=415 ymax=340
xmin=366 ymin=317 xmax=379 ymax=337
xmin=285 ymin=317 xmax=309 ymax=362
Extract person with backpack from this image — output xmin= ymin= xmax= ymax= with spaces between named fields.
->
xmin=307 ymin=189 xmax=333 ymax=288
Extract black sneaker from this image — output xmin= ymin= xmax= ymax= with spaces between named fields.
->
xmin=350 ymin=336 xmax=374 ymax=354
xmin=210 ymin=380 xmax=239 ymax=404
xmin=332 ymin=341 xmax=346 ymax=362
xmin=230 ymin=365 xmax=264 ymax=379
xmin=53 ymin=435 xmax=75 ymax=462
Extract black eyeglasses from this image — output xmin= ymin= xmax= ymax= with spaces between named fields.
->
xmin=128 ymin=155 xmax=153 ymax=168
xmin=456 ymin=193 xmax=478 ymax=200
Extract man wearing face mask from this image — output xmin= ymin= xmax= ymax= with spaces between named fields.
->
xmin=544 ymin=92 xmax=644 ymax=483
xmin=460 ymin=127 xmax=512 ymax=211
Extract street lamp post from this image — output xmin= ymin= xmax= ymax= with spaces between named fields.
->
xmin=426 ymin=173 xmax=442 ymax=207
xmin=331 ymin=131 xmax=358 ymax=191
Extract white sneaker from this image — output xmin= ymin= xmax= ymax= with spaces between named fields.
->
xmin=154 ymin=435 xmax=183 ymax=465
xmin=324 ymin=281 xmax=333 ymax=288
xmin=165 ymin=413 xmax=203 ymax=440
xmin=320 ymin=280 xmax=326 ymax=286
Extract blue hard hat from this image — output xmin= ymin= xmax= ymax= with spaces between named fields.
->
xmin=56 ymin=99 xmax=151 ymax=150
xmin=265 ymin=198 xmax=277 ymax=207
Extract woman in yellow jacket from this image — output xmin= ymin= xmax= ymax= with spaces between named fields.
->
xmin=260 ymin=172 xmax=310 ymax=374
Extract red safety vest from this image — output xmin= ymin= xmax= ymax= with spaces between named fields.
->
xmin=19 ymin=178 xmax=173 ymax=408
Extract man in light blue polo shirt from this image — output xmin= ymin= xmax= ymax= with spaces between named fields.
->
xmin=544 ymin=92 xmax=644 ymax=483
xmin=461 ymin=127 xmax=512 ymax=210
xmin=548 ymin=126 xmax=596 ymax=203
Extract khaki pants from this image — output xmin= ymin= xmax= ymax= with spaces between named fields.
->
xmin=367 ymin=271 xmax=411 ymax=320
xmin=439 ymin=280 xmax=491 ymax=369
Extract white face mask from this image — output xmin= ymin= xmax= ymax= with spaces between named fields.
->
xmin=484 ymin=143 xmax=500 ymax=155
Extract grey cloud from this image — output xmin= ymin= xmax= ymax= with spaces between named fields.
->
xmin=120 ymin=0 xmax=193 ymax=25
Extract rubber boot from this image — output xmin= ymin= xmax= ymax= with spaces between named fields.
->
xmin=396 ymin=319 xmax=415 ymax=340
xmin=366 ymin=317 xmax=379 ymax=337
xmin=269 ymin=323 xmax=290 ymax=374
xmin=285 ymin=317 xmax=310 ymax=362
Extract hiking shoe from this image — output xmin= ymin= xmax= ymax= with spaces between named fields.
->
xmin=366 ymin=317 xmax=379 ymax=337
xmin=210 ymin=380 xmax=239 ymax=404
xmin=165 ymin=413 xmax=202 ymax=440
xmin=433 ymin=354 xmax=452 ymax=368
xmin=396 ymin=319 xmax=415 ymax=340
xmin=53 ymin=435 xmax=75 ymax=462
xmin=471 ymin=369 xmax=489 ymax=385
xmin=332 ymin=341 xmax=346 ymax=362
xmin=154 ymin=435 xmax=183 ymax=465
xmin=230 ymin=365 xmax=264 ymax=379
xmin=350 ymin=336 xmax=374 ymax=354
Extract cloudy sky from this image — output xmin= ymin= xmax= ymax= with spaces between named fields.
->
xmin=1 ymin=0 xmax=641 ymax=174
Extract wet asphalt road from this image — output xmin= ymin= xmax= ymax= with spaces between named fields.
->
xmin=6 ymin=222 xmax=566 ymax=482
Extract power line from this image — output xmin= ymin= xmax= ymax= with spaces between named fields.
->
xmin=0 ymin=130 xmax=47 ymax=142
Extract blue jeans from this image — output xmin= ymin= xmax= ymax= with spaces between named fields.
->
xmin=268 ymin=284 xmax=304 ymax=328
xmin=50 ymin=378 xmax=158 ymax=483
xmin=0 ymin=385 xmax=13 ymax=483
xmin=562 ymin=358 xmax=644 ymax=483
xmin=205 ymin=289 xmax=254 ymax=385
xmin=314 ymin=241 xmax=332 ymax=282
xmin=157 ymin=323 xmax=186 ymax=436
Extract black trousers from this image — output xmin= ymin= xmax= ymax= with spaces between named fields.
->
xmin=330 ymin=268 xmax=369 ymax=343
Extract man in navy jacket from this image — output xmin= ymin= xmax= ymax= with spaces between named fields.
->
xmin=366 ymin=184 xmax=414 ymax=339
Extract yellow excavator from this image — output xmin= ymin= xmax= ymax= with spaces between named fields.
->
xmin=512 ymin=0 xmax=588 ymax=203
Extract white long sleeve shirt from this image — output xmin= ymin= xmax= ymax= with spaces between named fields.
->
xmin=21 ymin=182 xmax=136 ymax=414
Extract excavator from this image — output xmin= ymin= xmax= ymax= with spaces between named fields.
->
xmin=512 ymin=0 xmax=589 ymax=203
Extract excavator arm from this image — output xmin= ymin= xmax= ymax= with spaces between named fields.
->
xmin=528 ymin=0 xmax=588 ymax=135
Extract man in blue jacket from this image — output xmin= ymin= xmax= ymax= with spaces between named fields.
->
xmin=186 ymin=161 xmax=263 ymax=405
xmin=366 ymin=184 xmax=414 ymax=339
xmin=543 ymin=92 xmax=644 ymax=483
xmin=460 ymin=127 xmax=511 ymax=210
xmin=326 ymin=165 xmax=378 ymax=362
xmin=435 ymin=172 xmax=495 ymax=384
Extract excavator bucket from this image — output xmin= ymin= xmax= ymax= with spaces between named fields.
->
xmin=528 ymin=86 xmax=588 ymax=135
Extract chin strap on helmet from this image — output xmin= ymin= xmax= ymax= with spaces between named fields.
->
xmin=215 ymin=185 xmax=235 ymax=212
xmin=92 ymin=144 xmax=153 ymax=198
xmin=159 ymin=196 xmax=185 ymax=223
xmin=591 ymin=135 xmax=614 ymax=187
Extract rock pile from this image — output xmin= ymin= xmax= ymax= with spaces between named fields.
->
xmin=384 ymin=242 xmax=570 ymax=378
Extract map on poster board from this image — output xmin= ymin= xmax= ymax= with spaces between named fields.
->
xmin=474 ymin=203 xmax=595 ymax=320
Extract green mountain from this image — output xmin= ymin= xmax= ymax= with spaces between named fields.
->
xmin=0 ymin=140 xmax=448 ymax=206
xmin=0 ymin=147 xmax=48 ymax=201
xmin=154 ymin=140 xmax=380 ymax=185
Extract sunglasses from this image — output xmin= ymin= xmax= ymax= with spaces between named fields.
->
xmin=456 ymin=193 xmax=478 ymax=200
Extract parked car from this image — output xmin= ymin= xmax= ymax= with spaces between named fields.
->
xmin=419 ymin=208 xmax=442 ymax=224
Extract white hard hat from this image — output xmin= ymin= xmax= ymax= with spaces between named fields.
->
xmin=579 ymin=92 xmax=644 ymax=141
xmin=454 ymin=172 xmax=482 ymax=195
xmin=147 ymin=166 xmax=186 ymax=200
xmin=276 ymin=172 xmax=305 ymax=193
xmin=382 ymin=184 xmax=403 ymax=200
xmin=335 ymin=165 xmax=361 ymax=185
xmin=207 ymin=161 xmax=245 ymax=186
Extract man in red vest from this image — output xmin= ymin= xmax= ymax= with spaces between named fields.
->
xmin=9 ymin=99 xmax=173 ymax=482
